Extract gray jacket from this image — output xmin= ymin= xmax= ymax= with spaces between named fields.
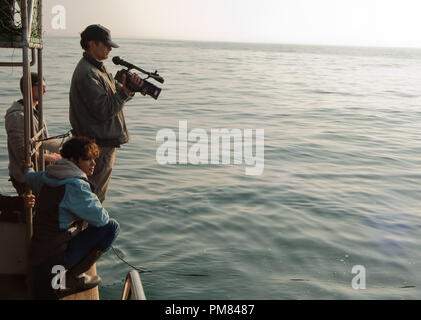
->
xmin=69 ymin=53 xmax=132 ymax=147
xmin=5 ymin=100 xmax=61 ymax=183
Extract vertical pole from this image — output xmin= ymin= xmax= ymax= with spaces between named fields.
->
xmin=27 ymin=0 xmax=34 ymax=38
xmin=37 ymin=0 xmax=44 ymax=170
xmin=28 ymin=1 xmax=37 ymax=173
xmin=30 ymin=88 xmax=38 ymax=172
xmin=21 ymin=0 xmax=33 ymax=251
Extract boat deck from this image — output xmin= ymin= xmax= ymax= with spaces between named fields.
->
xmin=0 ymin=211 xmax=99 ymax=300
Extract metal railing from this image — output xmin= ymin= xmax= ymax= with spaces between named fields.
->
xmin=0 ymin=47 xmax=36 ymax=66
xmin=121 ymin=270 xmax=147 ymax=300
xmin=0 ymin=1 xmax=45 ymax=246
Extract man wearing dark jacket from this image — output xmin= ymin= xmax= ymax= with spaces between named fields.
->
xmin=69 ymin=24 xmax=143 ymax=203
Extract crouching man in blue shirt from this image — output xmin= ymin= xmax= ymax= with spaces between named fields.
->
xmin=25 ymin=136 xmax=119 ymax=299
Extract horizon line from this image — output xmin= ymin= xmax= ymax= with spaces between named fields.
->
xmin=43 ymin=32 xmax=421 ymax=51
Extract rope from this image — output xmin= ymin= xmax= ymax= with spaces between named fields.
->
xmin=111 ymin=246 xmax=150 ymax=274
xmin=34 ymin=130 xmax=71 ymax=144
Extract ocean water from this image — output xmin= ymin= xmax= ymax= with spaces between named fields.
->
xmin=1 ymin=37 xmax=421 ymax=299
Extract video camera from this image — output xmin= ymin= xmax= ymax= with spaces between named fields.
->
xmin=113 ymin=56 xmax=164 ymax=100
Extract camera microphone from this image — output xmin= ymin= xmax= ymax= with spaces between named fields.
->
xmin=112 ymin=56 xmax=135 ymax=70
xmin=112 ymin=56 xmax=164 ymax=84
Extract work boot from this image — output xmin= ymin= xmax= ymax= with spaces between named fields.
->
xmin=66 ymin=272 xmax=102 ymax=290
xmin=67 ymin=249 xmax=103 ymax=280
xmin=56 ymin=249 xmax=103 ymax=298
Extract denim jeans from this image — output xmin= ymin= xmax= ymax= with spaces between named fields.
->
xmin=31 ymin=219 xmax=119 ymax=299
xmin=60 ymin=218 xmax=120 ymax=269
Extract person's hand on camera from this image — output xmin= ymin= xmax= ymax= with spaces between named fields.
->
xmin=122 ymin=72 xmax=143 ymax=96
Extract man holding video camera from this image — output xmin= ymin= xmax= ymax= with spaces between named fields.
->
xmin=69 ymin=24 xmax=143 ymax=203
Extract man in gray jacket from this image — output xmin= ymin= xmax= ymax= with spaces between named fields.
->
xmin=69 ymin=24 xmax=142 ymax=203
xmin=5 ymin=73 xmax=62 ymax=195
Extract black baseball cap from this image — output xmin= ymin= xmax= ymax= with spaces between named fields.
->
xmin=80 ymin=24 xmax=119 ymax=48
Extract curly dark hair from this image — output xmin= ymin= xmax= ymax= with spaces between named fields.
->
xmin=60 ymin=136 xmax=99 ymax=161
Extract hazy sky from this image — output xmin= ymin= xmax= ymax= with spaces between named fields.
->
xmin=44 ymin=0 xmax=421 ymax=47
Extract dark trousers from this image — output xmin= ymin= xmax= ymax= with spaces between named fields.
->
xmin=88 ymin=147 xmax=116 ymax=203
xmin=61 ymin=218 xmax=119 ymax=269
xmin=10 ymin=176 xmax=26 ymax=196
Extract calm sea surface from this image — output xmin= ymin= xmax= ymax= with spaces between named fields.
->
xmin=1 ymin=37 xmax=421 ymax=299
